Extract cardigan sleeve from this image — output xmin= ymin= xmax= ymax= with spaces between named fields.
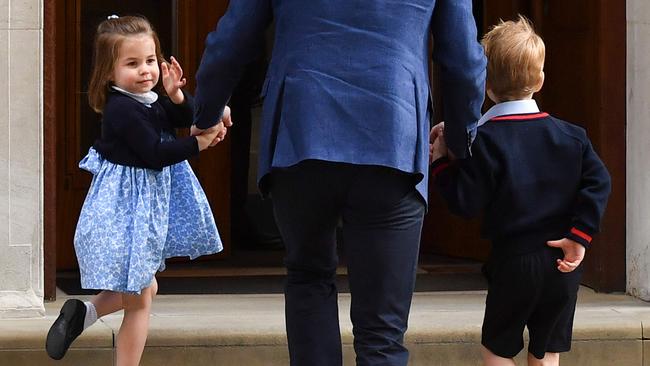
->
xmin=432 ymin=134 xmax=498 ymax=219
xmin=565 ymin=137 xmax=612 ymax=248
xmin=105 ymin=99 xmax=199 ymax=170
xmin=160 ymin=90 xmax=195 ymax=129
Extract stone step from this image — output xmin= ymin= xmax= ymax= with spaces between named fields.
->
xmin=1 ymin=288 xmax=648 ymax=365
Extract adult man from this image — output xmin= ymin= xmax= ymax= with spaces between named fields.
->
xmin=193 ymin=1 xmax=486 ymax=365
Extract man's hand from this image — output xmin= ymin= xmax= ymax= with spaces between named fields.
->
xmin=429 ymin=122 xmax=447 ymax=163
xmin=195 ymin=125 xmax=222 ymax=151
xmin=161 ymin=56 xmax=187 ymax=104
xmin=430 ymin=122 xmax=445 ymax=143
xmin=191 ymin=106 xmax=233 ymax=147
xmin=547 ymin=238 xmax=586 ymax=273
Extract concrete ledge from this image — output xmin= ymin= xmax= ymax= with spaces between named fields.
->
xmin=0 ymin=316 xmax=113 ymax=350
xmin=0 ymin=290 xmax=45 ymax=318
xmin=1 ymin=287 xmax=649 ymax=365
xmin=0 ymin=349 xmax=113 ymax=366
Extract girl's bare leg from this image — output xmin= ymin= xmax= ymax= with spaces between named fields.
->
xmin=92 ymin=277 xmax=158 ymax=317
xmin=91 ymin=291 xmax=124 ymax=317
xmin=149 ymin=277 xmax=158 ymax=301
xmin=527 ymin=352 xmax=559 ymax=366
xmin=115 ymin=283 xmax=156 ymax=366
xmin=482 ymin=345 xmax=517 ymax=366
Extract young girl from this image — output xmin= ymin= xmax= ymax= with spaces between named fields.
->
xmin=46 ymin=15 xmax=227 ymax=365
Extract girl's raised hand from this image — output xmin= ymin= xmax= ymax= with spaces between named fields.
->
xmin=161 ymin=56 xmax=187 ymax=104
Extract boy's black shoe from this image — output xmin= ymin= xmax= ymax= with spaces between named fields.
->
xmin=46 ymin=299 xmax=86 ymax=360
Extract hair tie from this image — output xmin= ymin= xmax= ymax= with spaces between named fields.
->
xmin=107 ymin=15 xmax=119 ymax=20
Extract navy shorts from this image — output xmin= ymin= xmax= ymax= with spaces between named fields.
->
xmin=481 ymin=246 xmax=583 ymax=359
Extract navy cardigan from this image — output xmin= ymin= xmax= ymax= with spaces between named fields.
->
xmin=93 ymin=90 xmax=199 ymax=171
xmin=432 ymin=112 xmax=611 ymax=252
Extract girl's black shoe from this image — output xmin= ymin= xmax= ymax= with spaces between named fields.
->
xmin=45 ymin=299 xmax=86 ymax=360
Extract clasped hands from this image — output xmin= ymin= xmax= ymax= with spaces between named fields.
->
xmin=190 ymin=107 xmax=233 ymax=151
xmin=429 ymin=121 xmax=448 ymax=163
xmin=160 ymin=56 xmax=233 ymax=152
xmin=427 ymin=122 xmax=584 ymax=273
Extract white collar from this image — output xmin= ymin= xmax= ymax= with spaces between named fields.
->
xmin=111 ymin=86 xmax=159 ymax=106
xmin=477 ymin=99 xmax=540 ymax=127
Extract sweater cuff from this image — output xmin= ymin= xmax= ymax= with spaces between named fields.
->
xmin=431 ymin=157 xmax=451 ymax=177
xmin=174 ymin=91 xmax=195 ymax=124
xmin=566 ymin=226 xmax=593 ymax=249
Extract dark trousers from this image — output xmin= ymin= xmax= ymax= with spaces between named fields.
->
xmin=271 ymin=160 xmax=425 ymax=366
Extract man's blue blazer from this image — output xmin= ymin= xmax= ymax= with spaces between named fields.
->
xmin=194 ymin=0 xmax=486 ymax=203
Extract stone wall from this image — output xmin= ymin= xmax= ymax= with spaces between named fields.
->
xmin=0 ymin=0 xmax=44 ymax=318
xmin=627 ymin=0 xmax=650 ymax=300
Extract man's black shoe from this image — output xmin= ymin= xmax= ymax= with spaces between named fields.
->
xmin=46 ymin=299 xmax=86 ymax=360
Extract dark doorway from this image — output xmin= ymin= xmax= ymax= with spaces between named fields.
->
xmin=45 ymin=0 xmax=626 ymax=300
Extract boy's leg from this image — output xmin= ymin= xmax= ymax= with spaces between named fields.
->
xmin=527 ymin=248 xmax=582 ymax=359
xmin=481 ymin=251 xmax=544 ymax=359
xmin=270 ymin=162 xmax=346 ymax=366
xmin=342 ymin=166 xmax=424 ymax=366
xmin=481 ymin=345 xmax=516 ymax=366
xmin=116 ymin=285 xmax=155 ymax=366
xmin=527 ymin=352 xmax=559 ymax=366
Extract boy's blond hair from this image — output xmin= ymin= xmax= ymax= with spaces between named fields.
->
xmin=481 ymin=15 xmax=545 ymax=101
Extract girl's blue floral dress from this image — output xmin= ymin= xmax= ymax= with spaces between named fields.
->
xmin=74 ymin=90 xmax=222 ymax=294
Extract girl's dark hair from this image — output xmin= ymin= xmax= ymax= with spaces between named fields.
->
xmin=88 ymin=16 xmax=164 ymax=113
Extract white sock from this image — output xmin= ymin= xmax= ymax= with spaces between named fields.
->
xmin=83 ymin=301 xmax=98 ymax=330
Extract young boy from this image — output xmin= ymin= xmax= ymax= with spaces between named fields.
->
xmin=429 ymin=16 xmax=611 ymax=366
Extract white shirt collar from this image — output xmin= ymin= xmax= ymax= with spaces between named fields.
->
xmin=477 ymin=99 xmax=540 ymax=127
xmin=111 ymin=86 xmax=159 ymax=106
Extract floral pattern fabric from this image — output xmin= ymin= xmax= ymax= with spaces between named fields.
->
xmin=74 ymin=146 xmax=222 ymax=294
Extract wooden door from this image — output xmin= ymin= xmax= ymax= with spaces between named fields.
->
xmin=423 ymin=0 xmax=626 ymax=292
xmin=527 ymin=0 xmax=626 ymax=292
xmin=420 ymin=0 xmax=492 ymax=263
xmin=49 ymin=1 xmax=232 ymax=273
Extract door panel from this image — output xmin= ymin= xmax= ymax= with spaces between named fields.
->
xmin=176 ymin=1 xmax=233 ymax=259
xmin=535 ymin=0 xmax=626 ymax=292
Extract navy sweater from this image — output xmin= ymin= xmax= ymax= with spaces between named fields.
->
xmin=93 ymin=90 xmax=199 ymax=170
xmin=432 ymin=112 xmax=611 ymax=253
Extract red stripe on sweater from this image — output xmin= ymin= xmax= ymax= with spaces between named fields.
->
xmin=570 ymin=227 xmax=593 ymax=243
xmin=491 ymin=112 xmax=550 ymax=121
xmin=431 ymin=162 xmax=450 ymax=176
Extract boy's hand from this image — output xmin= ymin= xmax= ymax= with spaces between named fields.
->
xmin=429 ymin=122 xmax=448 ymax=163
xmin=547 ymin=238 xmax=586 ymax=273
xmin=161 ymin=56 xmax=187 ymax=104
